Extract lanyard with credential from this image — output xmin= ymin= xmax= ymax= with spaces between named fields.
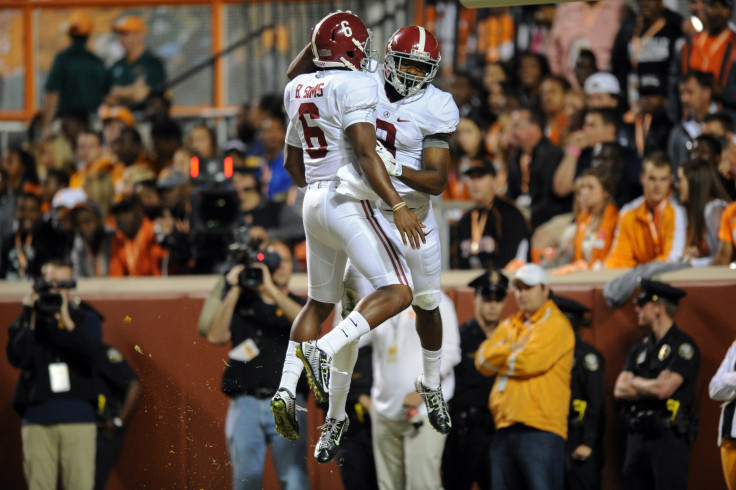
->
xmin=470 ymin=208 xmax=489 ymax=254
xmin=124 ymin=234 xmax=143 ymax=275
xmin=15 ymin=233 xmax=33 ymax=276
xmin=646 ymin=200 xmax=667 ymax=256
xmin=630 ymin=18 xmax=667 ymax=68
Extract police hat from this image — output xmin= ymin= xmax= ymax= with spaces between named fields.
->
xmin=468 ymin=270 xmax=509 ymax=300
xmin=552 ymin=294 xmax=591 ymax=328
xmin=633 ymin=279 xmax=687 ymax=306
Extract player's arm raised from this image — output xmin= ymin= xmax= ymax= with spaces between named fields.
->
xmin=287 ymin=43 xmax=317 ymax=80
xmin=346 ymin=122 xmax=426 ymax=249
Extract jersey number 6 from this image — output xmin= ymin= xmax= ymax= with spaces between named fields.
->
xmin=298 ymin=103 xmax=328 ymax=159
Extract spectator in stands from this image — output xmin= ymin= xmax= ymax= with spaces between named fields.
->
xmin=690 ymin=133 xmax=736 ymax=200
xmin=540 ymin=75 xmax=571 ymax=146
xmin=153 ymin=168 xmax=192 ymax=274
xmin=6 ymin=260 xmax=103 ymax=490
xmin=442 ymin=270 xmax=508 ymax=490
xmin=149 ymin=119 xmax=183 ymax=174
xmin=41 ymin=12 xmax=106 ymax=138
xmin=112 ymin=127 xmax=153 ymax=192
xmin=232 ymin=169 xmax=304 ymax=248
xmin=70 ymin=200 xmax=113 ymax=278
xmin=676 ymin=159 xmax=731 ymax=265
xmin=108 ymin=194 xmax=166 ymax=276
xmin=143 ymin=89 xmax=173 ymax=126
xmin=547 ymin=0 xmax=624 ymax=86
xmin=99 ymin=105 xmax=136 ymax=156
xmin=0 ymin=148 xmax=40 ymax=247
xmin=668 ymin=71 xmax=718 ymax=171
xmin=133 ymin=175 xmax=162 ymax=220
xmin=106 ymin=16 xmax=166 ymax=107
xmin=515 ymin=51 xmax=549 ymax=110
xmin=40 ymin=170 xmax=70 ymax=216
xmin=0 ymin=193 xmax=62 ymax=280
xmin=677 ymin=0 xmax=736 ymax=119
xmin=222 ymin=140 xmax=249 ymax=169
xmin=236 ymin=94 xmax=284 ymax=159
xmin=258 ymin=114 xmax=292 ymax=203
xmin=574 ymin=49 xmax=598 ymax=89
xmin=455 ymin=160 xmax=530 ymax=270
xmin=71 ymin=130 xmax=104 ymax=189
xmin=447 ymin=116 xmax=492 ymax=201
xmin=363 ymin=294 xmax=460 ymax=490
xmin=448 ymin=71 xmax=486 ymax=119
xmin=584 ymin=72 xmax=622 ymax=111
xmin=506 ymin=107 xmax=572 ymax=229
xmin=186 ymin=124 xmax=216 ymax=160
xmin=610 ymin=0 xmax=683 ymax=110
xmin=703 ymin=111 xmax=736 ymax=139
xmin=553 ymin=168 xmax=619 ymax=273
xmin=592 ymin=142 xmax=644 ymax=209
xmin=713 ymin=200 xmax=736 ymax=264
xmin=606 ymin=152 xmax=686 ymax=268
xmin=631 ymin=74 xmax=674 ymax=158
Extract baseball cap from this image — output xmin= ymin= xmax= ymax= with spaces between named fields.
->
xmin=638 ymin=74 xmax=667 ymax=97
xmin=468 ymin=270 xmax=509 ymax=300
xmin=98 ymin=105 xmax=136 ymax=127
xmin=584 ymin=72 xmax=621 ymax=96
xmin=52 ymin=187 xmax=87 ymax=210
xmin=633 ymin=279 xmax=687 ymax=306
xmin=68 ymin=12 xmax=93 ymax=37
xmin=113 ymin=15 xmax=147 ymax=34
xmin=157 ymin=168 xmax=187 ymax=190
xmin=463 ymin=159 xmax=497 ymax=177
xmin=706 ymin=0 xmax=734 ymax=7
xmin=513 ymin=263 xmax=549 ymax=287
xmin=223 ymin=140 xmax=248 ymax=158
xmin=110 ymin=193 xmax=140 ymax=214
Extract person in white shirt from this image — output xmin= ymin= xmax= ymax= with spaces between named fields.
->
xmin=709 ymin=339 xmax=736 ymax=489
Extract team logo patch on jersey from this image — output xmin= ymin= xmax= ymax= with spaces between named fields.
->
xmin=636 ymin=350 xmax=647 ymax=364
xmin=107 ymin=347 xmax=123 ymax=363
xmin=658 ymin=344 xmax=671 ymax=361
xmin=678 ymin=343 xmax=694 ymax=360
xmin=584 ymin=353 xmax=599 ymax=371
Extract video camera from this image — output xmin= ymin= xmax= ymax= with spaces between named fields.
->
xmin=33 ymin=278 xmax=77 ymax=314
xmin=229 ymin=239 xmax=281 ymax=288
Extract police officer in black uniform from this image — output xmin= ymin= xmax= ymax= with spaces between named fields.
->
xmin=552 ymin=295 xmax=605 ymax=490
xmin=442 ymin=270 xmax=509 ymax=490
xmin=614 ymin=279 xmax=700 ymax=490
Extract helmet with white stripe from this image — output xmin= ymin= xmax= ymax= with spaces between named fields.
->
xmin=311 ymin=11 xmax=377 ymax=72
xmin=384 ymin=26 xmax=441 ymax=97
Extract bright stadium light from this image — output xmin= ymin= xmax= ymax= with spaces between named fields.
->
xmin=460 ymin=0 xmax=588 ymax=6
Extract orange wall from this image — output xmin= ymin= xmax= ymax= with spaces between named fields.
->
xmin=1 ymin=279 xmax=735 ymax=489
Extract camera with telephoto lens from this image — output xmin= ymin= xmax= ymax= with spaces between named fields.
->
xmin=237 ymin=250 xmax=282 ymax=288
xmin=33 ymin=278 xmax=77 ymax=314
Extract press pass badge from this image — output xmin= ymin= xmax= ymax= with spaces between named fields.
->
xmin=229 ymin=338 xmax=260 ymax=362
xmin=49 ymin=362 xmax=71 ymax=393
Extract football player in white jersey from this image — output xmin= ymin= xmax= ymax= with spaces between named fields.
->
xmin=270 ymin=11 xmax=427 ymax=443
xmin=285 ymin=24 xmax=460 ymax=463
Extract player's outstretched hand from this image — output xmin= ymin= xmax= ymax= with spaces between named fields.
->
xmin=393 ymin=206 xmax=426 ymax=249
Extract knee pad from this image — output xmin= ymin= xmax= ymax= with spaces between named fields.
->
xmin=413 ymin=290 xmax=441 ymax=311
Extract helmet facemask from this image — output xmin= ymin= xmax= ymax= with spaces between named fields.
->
xmin=384 ymin=50 xmax=439 ymax=97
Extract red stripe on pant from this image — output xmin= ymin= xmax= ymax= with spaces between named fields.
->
xmin=360 ymin=200 xmax=409 ymax=286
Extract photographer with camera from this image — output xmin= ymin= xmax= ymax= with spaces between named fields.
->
xmin=6 ymin=259 xmax=103 ymax=490
xmin=203 ymin=240 xmax=310 ymax=490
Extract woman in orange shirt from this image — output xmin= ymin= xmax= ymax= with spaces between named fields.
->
xmin=554 ymin=168 xmax=618 ymax=273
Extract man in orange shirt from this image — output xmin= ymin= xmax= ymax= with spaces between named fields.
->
xmin=108 ymin=195 xmax=166 ymax=276
xmin=713 ymin=200 xmax=736 ymax=264
xmin=605 ymin=152 xmax=686 ymax=268
xmin=475 ymin=264 xmax=574 ymax=490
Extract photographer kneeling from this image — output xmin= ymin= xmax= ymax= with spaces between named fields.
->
xmin=204 ymin=241 xmax=310 ymax=490
xmin=7 ymin=259 xmax=103 ymax=490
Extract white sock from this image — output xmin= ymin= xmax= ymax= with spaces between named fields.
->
xmin=421 ymin=347 xmax=442 ymax=389
xmin=278 ymin=341 xmax=303 ymax=395
xmin=327 ymin=340 xmax=359 ymax=421
xmin=317 ymin=311 xmax=370 ymax=358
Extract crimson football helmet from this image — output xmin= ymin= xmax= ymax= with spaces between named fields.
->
xmin=384 ymin=26 xmax=441 ymax=97
xmin=311 ymin=11 xmax=377 ymax=72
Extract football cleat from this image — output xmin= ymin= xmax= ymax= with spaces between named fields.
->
xmin=297 ymin=341 xmax=332 ymax=403
xmin=314 ymin=416 xmax=350 ymax=464
xmin=271 ymin=388 xmax=299 ymax=441
xmin=414 ymin=376 xmax=452 ymax=434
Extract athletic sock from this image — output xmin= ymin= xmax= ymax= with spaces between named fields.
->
xmin=421 ymin=347 xmax=442 ymax=389
xmin=278 ymin=340 xmax=303 ymax=395
xmin=327 ymin=340 xmax=359 ymax=421
xmin=317 ymin=311 xmax=370 ymax=358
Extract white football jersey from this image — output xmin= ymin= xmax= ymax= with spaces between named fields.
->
xmin=284 ymin=70 xmax=379 ymax=184
xmin=371 ymin=68 xmax=459 ymax=207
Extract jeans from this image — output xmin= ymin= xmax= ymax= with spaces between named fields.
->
xmin=490 ymin=424 xmax=565 ymax=490
xmin=225 ymin=393 xmax=310 ymax=490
